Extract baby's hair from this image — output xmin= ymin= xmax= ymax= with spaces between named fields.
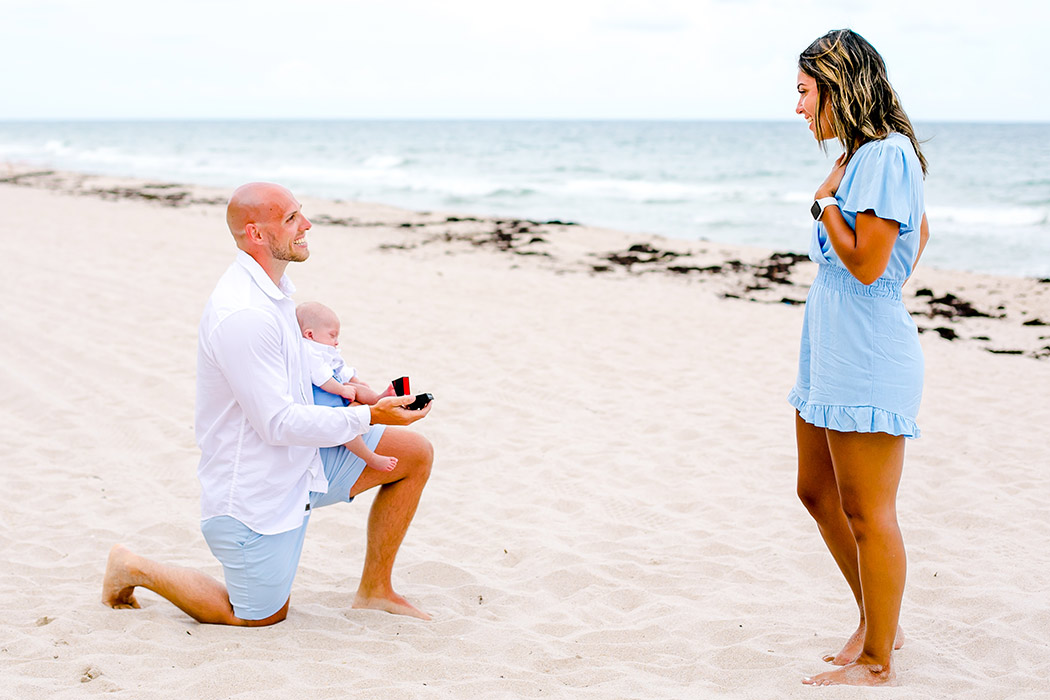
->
xmin=295 ymin=301 xmax=338 ymax=334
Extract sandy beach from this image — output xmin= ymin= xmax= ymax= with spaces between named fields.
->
xmin=2 ymin=166 xmax=1049 ymax=699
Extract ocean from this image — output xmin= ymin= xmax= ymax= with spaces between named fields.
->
xmin=2 ymin=120 xmax=1047 ymax=277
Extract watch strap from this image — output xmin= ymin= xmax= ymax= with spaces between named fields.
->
xmin=812 ymin=196 xmax=839 ymax=220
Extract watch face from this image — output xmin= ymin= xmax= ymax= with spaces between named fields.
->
xmin=811 ymin=200 xmax=822 ymax=220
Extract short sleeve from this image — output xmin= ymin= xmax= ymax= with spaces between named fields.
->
xmin=310 ymin=362 xmax=336 ymax=387
xmin=839 ymin=138 xmax=913 ymax=228
xmin=302 ymin=341 xmax=336 ymax=387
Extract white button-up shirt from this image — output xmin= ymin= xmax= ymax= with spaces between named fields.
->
xmin=196 ymin=251 xmax=371 ymax=535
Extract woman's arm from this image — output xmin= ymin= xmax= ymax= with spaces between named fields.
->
xmin=815 ymin=155 xmax=902 ymax=285
xmin=913 ymin=212 xmax=930 ymax=271
xmin=819 ymin=207 xmax=900 ymax=285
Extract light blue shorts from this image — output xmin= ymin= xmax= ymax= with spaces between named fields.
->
xmin=201 ymin=425 xmax=386 ymax=620
xmin=788 ymin=264 xmax=923 ymax=438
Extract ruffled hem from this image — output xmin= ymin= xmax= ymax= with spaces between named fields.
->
xmin=788 ymin=389 xmax=920 ymax=438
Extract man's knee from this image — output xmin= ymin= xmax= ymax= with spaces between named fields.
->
xmin=376 ymin=427 xmax=433 ymax=482
xmin=417 ymin=434 xmax=434 ymax=467
xmin=393 ymin=428 xmax=432 ymax=466
xmin=408 ymin=433 xmax=434 ymax=480
xmin=233 ymin=600 xmax=289 ymax=627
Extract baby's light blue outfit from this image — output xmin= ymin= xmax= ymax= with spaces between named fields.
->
xmin=788 ymin=133 xmax=925 ymax=438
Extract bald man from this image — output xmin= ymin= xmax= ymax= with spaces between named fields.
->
xmin=102 ymin=183 xmax=434 ymax=625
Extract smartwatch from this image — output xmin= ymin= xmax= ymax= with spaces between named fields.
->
xmin=811 ymin=197 xmax=839 ymax=221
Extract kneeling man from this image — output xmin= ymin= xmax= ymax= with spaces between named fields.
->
xmin=103 ymin=182 xmax=434 ymax=625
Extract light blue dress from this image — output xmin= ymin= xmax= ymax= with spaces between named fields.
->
xmin=788 ymin=132 xmax=925 ymax=438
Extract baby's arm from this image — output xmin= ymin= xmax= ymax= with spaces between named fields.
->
xmin=345 ymin=436 xmax=398 ymax=472
xmin=318 ymin=377 xmax=357 ymax=403
xmin=347 ymin=378 xmax=395 ymax=406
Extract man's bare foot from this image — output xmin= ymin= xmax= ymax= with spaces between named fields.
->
xmin=102 ymin=544 xmax=142 ymax=609
xmin=803 ymin=659 xmax=896 ymax=686
xmin=822 ymin=625 xmax=905 ymax=665
xmin=366 ymin=454 xmax=398 ymax=472
xmin=353 ymin=589 xmax=430 ymax=620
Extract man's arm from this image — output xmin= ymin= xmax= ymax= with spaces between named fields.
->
xmin=208 ymin=309 xmax=424 ymax=447
xmin=369 ymin=394 xmax=432 ymax=425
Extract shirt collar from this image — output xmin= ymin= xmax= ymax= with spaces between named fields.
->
xmin=304 ymin=337 xmax=340 ymax=354
xmin=235 ymin=250 xmax=297 ymax=300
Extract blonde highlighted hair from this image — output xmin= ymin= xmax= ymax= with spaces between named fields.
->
xmin=799 ymin=29 xmax=927 ymax=175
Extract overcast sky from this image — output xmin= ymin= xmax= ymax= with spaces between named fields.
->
xmin=3 ymin=0 xmax=1047 ymax=121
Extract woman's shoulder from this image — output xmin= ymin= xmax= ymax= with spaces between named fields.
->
xmin=854 ymin=132 xmax=912 ymax=162
xmin=839 ymin=132 xmax=923 ymax=225
xmin=848 ymin=133 xmax=919 ymax=183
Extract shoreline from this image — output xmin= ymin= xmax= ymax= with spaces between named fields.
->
xmin=5 ymin=162 xmax=1049 ymax=361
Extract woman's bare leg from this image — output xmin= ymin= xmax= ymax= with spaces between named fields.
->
xmin=796 ymin=412 xmax=867 ymax=664
xmin=803 ymin=430 xmax=906 ymax=687
xmin=795 ymin=413 xmax=863 ymax=609
xmin=795 ymin=413 xmax=903 ymax=666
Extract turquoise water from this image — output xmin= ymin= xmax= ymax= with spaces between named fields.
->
xmin=2 ymin=120 xmax=1047 ymax=277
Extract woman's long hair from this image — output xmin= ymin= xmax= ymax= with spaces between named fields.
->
xmin=799 ymin=29 xmax=927 ymax=175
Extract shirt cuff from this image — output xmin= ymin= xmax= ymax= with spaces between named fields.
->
xmin=351 ymin=403 xmax=371 ymax=430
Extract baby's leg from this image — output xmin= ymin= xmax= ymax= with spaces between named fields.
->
xmin=349 ymin=380 xmax=396 ymax=405
xmin=345 ymin=436 xmax=398 ymax=472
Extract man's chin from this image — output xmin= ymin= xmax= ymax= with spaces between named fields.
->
xmin=274 ymin=248 xmax=310 ymax=263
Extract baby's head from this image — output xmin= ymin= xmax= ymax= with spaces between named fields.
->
xmin=296 ymin=301 xmax=341 ymax=347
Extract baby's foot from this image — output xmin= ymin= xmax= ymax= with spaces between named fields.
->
xmin=380 ymin=384 xmax=397 ymax=399
xmin=366 ymin=454 xmax=398 ymax=472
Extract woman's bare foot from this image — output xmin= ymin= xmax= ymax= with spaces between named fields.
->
xmin=823 ymin=624 xmax=905 ymax=665
xmin=101 ymin=544 xmax=142 ymax=609
xmin=803 ymin=659 xmax=896 ymax=686
xmin=353 ymin=588 xmax=431 ymax=620
xmin=366 ymin=454 xmax=398 ymax=472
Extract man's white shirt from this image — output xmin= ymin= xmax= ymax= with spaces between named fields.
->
xmin=195 ymin=251 xmax=371 ymax=535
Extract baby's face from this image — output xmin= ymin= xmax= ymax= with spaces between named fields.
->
xmin=310 ymin=319 xmax=341 ymax=347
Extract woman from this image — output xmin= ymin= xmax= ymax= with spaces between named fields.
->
xmin=789 ymin=29 xmax=929 ymax=687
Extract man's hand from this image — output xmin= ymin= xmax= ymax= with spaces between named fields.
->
xmin=369 ymin=394 xmax=432 ymax=426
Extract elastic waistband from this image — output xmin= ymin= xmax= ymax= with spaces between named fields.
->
xmin=813 ymin=264 xmax=903 ymax=300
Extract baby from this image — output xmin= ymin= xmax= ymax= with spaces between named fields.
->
xmin=296 ymin=301 xmax=398 ymax=472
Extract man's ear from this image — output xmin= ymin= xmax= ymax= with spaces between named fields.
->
xmin=244 ymin=222 xmax=263 ymax=243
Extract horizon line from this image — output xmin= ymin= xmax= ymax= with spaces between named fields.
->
xmin=2 ymin=116 xmax=1049 ymax=125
